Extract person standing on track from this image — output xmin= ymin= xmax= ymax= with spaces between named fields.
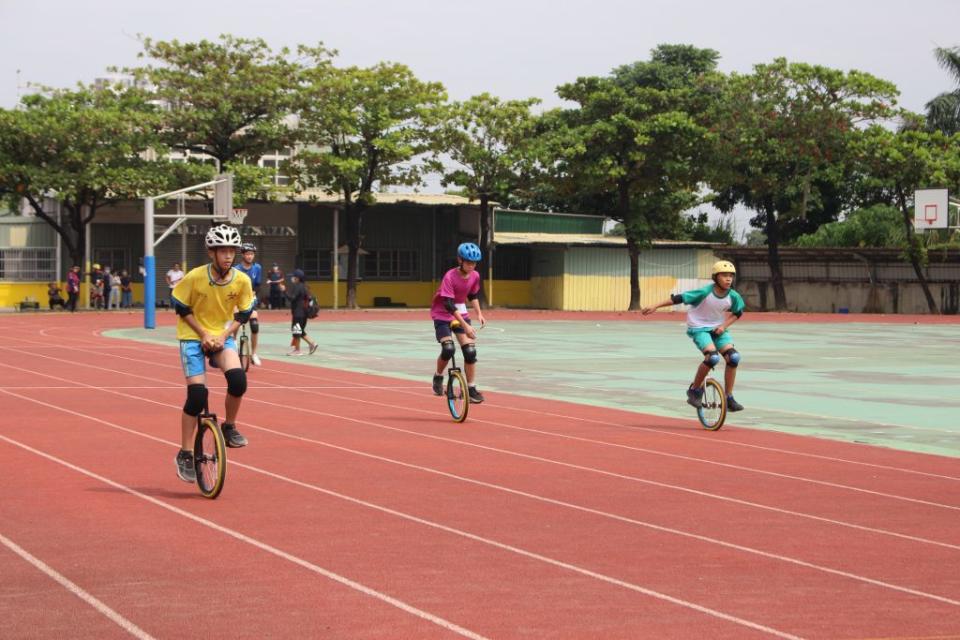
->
xmin=278 ymin=269 xmax=318 ymax=356
xmin=66 ymin=265 xmax=81 ymax=312
xmin=171 ymin=224 xmax=255 ymax=483
xmin=641 ymin=260 xmax=746 ymax=412
xmin=429 ymin=242 xmax=486 ymax=403
xmin=234 ymin=242 xmax=264 ymax=366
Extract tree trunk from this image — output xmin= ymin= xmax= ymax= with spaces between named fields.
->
xmin=897 ymin=188 xmax=938 ymax=314
xmin=765 ymin=207 xmax=788 ymax=310
xmin=345 ymin=201 xmax=363 ymax=309
xmin=478 ymin=195 xmax=492 ymax=308
xmin=625 ymin=231 xmax=641 ymax=310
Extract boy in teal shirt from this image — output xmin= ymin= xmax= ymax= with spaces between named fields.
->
xmin=642 ymin=260 xmax=745 ymax=411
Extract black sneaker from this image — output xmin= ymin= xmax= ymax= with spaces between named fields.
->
xmin=468 ymin=387 xmax=485 ymax=403
xmin=175 ymin=450 xmax=196 ymax=483
xmin=686 ymin=386 xmax=704 ymax=409
xmin=222 ymin=424 xmax=248 ymax=448
xmin=432 ymin=374 xmax=444 ymax=396
xmin=727 ymin=396 xmax=744 ymax=412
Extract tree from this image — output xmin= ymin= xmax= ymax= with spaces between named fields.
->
xmin=537 ymin=45 xmax=719 ymax=309
xmin=291 ymin=59 xmax=446 ymax=308
xmin=849 ymin=124 xmax=960 ymax=313
xmin=436 ymin=93 xmax=539 ymax=302
xmin=0 ymin=86 xmax=167 ymax=273
xmin=708 ymin=58 xmax=898 ymax=309
xmin=793 ymin=204 xmax=905 ymax=247
xmin=925 ymin=46 xmax=960 ymax=135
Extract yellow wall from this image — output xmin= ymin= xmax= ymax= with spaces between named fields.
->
xmin=485 ymin=280 xmax=532 ymax=308
xmin=562 ymin=274 xmax=631 ymax=311
xmin=531 ymin=276 xmax=564 ymax=309
xmin=0 ymin=282 xmax=148 ymax=309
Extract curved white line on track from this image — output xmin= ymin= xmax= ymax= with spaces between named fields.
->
xmin=3 ymin=381 xmax=960 ymax=612
xmin=0 ymin=532 xmax=157 ymax=640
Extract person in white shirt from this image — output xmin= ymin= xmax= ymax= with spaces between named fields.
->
xmin=166 ymin=263 xmax=185 ymax=310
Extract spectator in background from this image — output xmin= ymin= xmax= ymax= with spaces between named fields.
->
xmin=90 ymin=264 xmax=105 ymax=309
xmin=120 ymin=270 xmax=132 ymax=308
xmin=108 ymin=268 xmax=122 ymax=309
xmin=66 ymin=265 xmax=81 ymax=312
xmin=47 ymin=282 xmax=66 ymax=310
xmin=268 ymin=263 xmax=285 ymax=309
xmin=279 ymin=269 xmax=317 ymax=356
xmin=103 ymin=266 xmax=114 ymax=309
xmin=166 ymin=262 xmax=184 ymax=310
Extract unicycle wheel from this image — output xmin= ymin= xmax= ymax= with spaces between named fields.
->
xmin=239 ymin=335 xmax=251 ymax=372
xmin=697 ymin=378 xmax=727 ymax=431
xmin=194 ymin=417 xmax=227 ymax=499
xmin=446 ymin=369 xmax=469 ymax=423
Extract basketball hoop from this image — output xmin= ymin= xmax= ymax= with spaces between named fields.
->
xmin=228 ymin=208 xmax=248 ymax=225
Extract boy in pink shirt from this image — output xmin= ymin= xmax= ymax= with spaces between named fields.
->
xmin=430 ymin=243 xmax=486 ymax=402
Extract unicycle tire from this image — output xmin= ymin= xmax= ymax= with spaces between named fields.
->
xmin=194 ymin=417 xmax=227 ymax=499
xmin=697 ymin=378 xmax=727 ymax=431
xmin=446 ymin=369 xmax=469 ymax=423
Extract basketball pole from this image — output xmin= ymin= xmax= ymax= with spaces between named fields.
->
xmin=143 ymin=174 xmax=233 ymax=329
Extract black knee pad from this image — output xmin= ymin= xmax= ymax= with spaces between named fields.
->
xmin=249 ymin=318 xmax=259 ymax=334
xmin=462 ymin=343 xmax=478 ymax=364
xmin=703 ymin=352 xmax=721 ymax=369
xmin=724 ymin=349 xmax=741 ymax=368
xmin=183 ymin=384 xmax=208 ymax=417
xmin=225 ymin=368 xmax=247 ymax=397
xmin=439 ymin=340 xmax=456 ymax=362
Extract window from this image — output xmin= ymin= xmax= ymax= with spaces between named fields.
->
xmin=300 ymin=249 xmax=333 ymax=279
xmin=0 ymin=248 xmax=57 ymax=281
xmin=362 ymin=249 xmax=418 ymax=280
xmin=94 ymin=248 xmax=129 ymax=273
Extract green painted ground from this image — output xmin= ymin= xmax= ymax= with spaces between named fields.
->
xmin=107 ymin=319 xmax=960 ymax=458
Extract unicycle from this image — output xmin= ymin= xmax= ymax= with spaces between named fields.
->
xmin=444 ymin=321 xmax=470 ymax=423
xmin=697 ymin=376 xmax=727 ymax=431
xmin=238 ymin=324 xmax=251 ymax=372
xmin=194 ymin=405 xmax=227 ymax=499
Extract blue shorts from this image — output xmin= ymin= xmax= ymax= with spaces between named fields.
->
xmin=179 ymin=337 xmax=237 ymax=377
xmin=687 ymin=327 xmax=734 ymax=353
xmin=434 ymin=318 xmax=470 ymax=342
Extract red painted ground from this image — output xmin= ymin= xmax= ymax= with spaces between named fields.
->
xmin=1 ymin=310 xmax=959 ymax=639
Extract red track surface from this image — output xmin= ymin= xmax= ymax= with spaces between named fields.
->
xmin=1 ymin=311 xmax=959 ymax=639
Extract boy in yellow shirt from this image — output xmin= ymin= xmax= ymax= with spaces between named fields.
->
xmin=171 ymin=224 xmax=255 ymax=483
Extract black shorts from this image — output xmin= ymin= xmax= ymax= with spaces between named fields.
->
xmin=434 ymin=317 xmax=470 ymax=342
xmin=292 ymin=315 xmax=308 ymax=336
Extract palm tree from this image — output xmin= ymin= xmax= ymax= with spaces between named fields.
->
xmin=926 ymin=46 xmax=960 ymax=134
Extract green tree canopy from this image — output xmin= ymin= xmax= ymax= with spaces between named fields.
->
xmin=0 ymin=85 xmax=167 ymax=269
xmin=925 ymin=46 xmax=960 ymax=135
xmin=290 ymin=59 xmax=446 ymax=307
xmin=793 ymin=204 xmax=906 ymax=247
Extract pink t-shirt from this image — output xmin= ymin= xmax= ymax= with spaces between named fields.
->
xmin=430 ymin=268 xmax=480 ymax=321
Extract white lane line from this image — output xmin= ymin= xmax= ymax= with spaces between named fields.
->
xmin=0 ymin=532 xmax=157 ymax=640
xmin=0 ymin=434 xmax=489 ymax=640
xmin=0 ymin=411 xmax=804 ymax=639
xmin=5 ymin=383 xmax=960 ymax=612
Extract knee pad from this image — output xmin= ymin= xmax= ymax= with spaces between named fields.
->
xmin=724 ymin=349 xmax=741 ymax=368
xmin=249 ymin=318 xmax=259 ymax=334
xmin=462 ymin=343 xmax=478 ymax=364
xmin=703 ymin=352 xmax=721 ymax=369
xmin=439 ymin=340 xmax=456 ymax=362
xmin=183 ymin=384 xmax=208 ymax=417
xmin=225 ymin=368 xmax=247 ymax=397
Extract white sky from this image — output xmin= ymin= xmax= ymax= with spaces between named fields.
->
xmin=3 ymin=0 xmax=959 ymax=237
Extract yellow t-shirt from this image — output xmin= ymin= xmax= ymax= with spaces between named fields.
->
xmin=172 ymin=264 xmax=254 ymax=341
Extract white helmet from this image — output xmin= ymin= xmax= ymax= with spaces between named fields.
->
xmin=205 ymin=224 xmax=242 ymax=249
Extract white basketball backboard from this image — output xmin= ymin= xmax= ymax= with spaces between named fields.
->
xmin=914 ymin=188 xmax=949 ymax=229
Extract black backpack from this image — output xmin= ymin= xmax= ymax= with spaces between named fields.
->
xmin=304 ymin=288 xmax=319 ymax=319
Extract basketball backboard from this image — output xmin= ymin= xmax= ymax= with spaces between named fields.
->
xmin=914 ymin=188 xmax=948 ymax=229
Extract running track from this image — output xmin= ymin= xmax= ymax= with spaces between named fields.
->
xmin=1 ymin=312 xmax=959 ymax=639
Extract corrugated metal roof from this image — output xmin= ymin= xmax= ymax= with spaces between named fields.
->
xmin=494 ymin=232 xmax=719 ymax=248
xmin=293 ymin=189 xmax=481 ymax=207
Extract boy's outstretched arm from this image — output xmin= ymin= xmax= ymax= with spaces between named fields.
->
xmin=641 ymin=294 xmax=684 ymax=316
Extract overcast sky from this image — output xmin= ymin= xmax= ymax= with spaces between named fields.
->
xmin=3 ymin=0 xmax=959 ymax=235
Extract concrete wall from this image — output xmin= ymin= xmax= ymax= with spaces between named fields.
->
xmin=736 ymin=280 xmax=960 ymax=314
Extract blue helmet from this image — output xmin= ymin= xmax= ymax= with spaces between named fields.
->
xmin=457 ymin=242 xmax=482 ymax=262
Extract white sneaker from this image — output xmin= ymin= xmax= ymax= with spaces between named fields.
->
xmin=251 ymin=354 xmax=262 ymax=366
xmin=286 ymin=349 xmax=303 ymax=356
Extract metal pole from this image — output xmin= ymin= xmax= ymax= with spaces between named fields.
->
xmin=144 ymin=197 xmax=156 ymax=329
xmin=84 ymin=209 xmax=91 ymax=310
xmin=55 ymin=201 xmax=62 ymax=287
xmin=332 ymin=207 xmax=339 ymax=310
xmin=180 ymin=198 xmax=187 ymax=272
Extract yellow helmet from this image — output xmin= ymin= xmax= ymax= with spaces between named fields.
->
xmin=712 ymin=260 xmax=736 ymax=275
xmin=93 ymin=263 xmax=101 ymax=270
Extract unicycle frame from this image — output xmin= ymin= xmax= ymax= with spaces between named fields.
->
xmin=238 ymin=324 xmax=251 ymax=372
xmin=696 ymin=376 xmax=727 ymax=431
xmin=445 ymin=349 xmax=469 ymax=423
